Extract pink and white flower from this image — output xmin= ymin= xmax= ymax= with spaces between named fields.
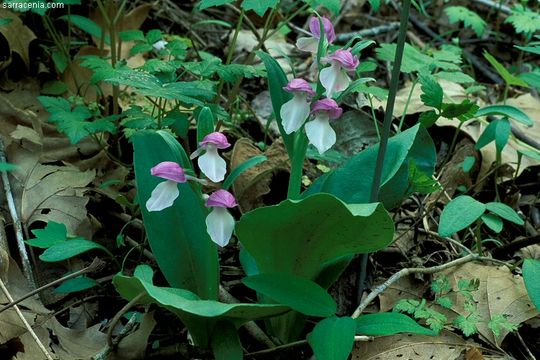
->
xmin=296 ymin=16 xmax=336 ymax=53
xmin=146 ymin=161 xmax=204 ymax=212
xmin=190 ymin=132 xmax=231 ymax=183
xmin=305 ymin=98 xmax=343 ymax=154
xmin=280 ymin=79 xmax=315 ymax=134
xmin=205 ymin=190 xmax=237 ymax=247
xmin=320 ymin=49 xmax=359 ymax=97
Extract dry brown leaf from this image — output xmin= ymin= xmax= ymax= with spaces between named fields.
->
xmin=333 ymin=110 xmax=379 ymax=157
xmin=352 ymin=330 xmax=507 ymax=360
xmin=378 ymin=275 xmax=426 ymax=313
xmin=46 ymin=317 xmax=107 ymax=360
xmin=443 ymin=262 xmax=539 ymax=347
xmin=229 ymin=138 xmax=289 ymax=212
xmin=8 ymin=143 xmax=95 ymax=235
xmin=0 ymin=9 xmax=36 ymax=69
xmin=234 ymin=30 xmax=294 ymax=73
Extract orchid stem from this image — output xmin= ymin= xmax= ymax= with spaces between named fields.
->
xmin=357 ymin=0 xmax=412 ymax=305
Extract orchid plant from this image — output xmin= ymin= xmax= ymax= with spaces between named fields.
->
xmin=121 ymin=12 xmax=437 ymax=360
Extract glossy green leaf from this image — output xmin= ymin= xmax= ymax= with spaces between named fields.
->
xmin=485 ymin=202 xmax=524 ymax=225
xmin=475 ymin=118 xmax=510 ymax=153
xmin=55 ymin=276 xmax=98 ymax=294
xmin=241 ymin=0 xmax=278 ymax=16
xmin=133 ymin=130 xmax=218 ymax=299
xmin=39 ymin=239 xmax=108 ymax=262
xmin=211 ymin=322 xmax=243 ymax=360
xmin=356 ymin=312 xmax=436 ymax=336
xmin=523 ymin=259 xmax=540 ymax=311
xmin=481 ymin=213 xmax=503 ymax=233
xmin=307 ymin=316 xmax=356 ymax=360
xmin=242 ymin=273 xmax=337 ymax=317
xmin=303 ymin=124 xmax=436 ymax=209
xmin=236 ymin=193 xmax=394 ymax=280
xmin=113 ymin=265 xmax=290 ymax=346
xmin=196 ymin=106 xmax=215 ymax=143
xmin=475 ymin=105 xmax=533 ymax=126
xmin=222 ymin=155 xmax=267 ymax=190
xmin=438 ymin=195 xmax=486 ymax=237
xmin=483 ymin=51 xmax=528 ymax=87
xmin=60 ymin=15 xmax=109 ymax=44
xmin=27 ymin=221 xmax=67 ymax=248
xmin=257 ymin=51 xmax=295 ymax=156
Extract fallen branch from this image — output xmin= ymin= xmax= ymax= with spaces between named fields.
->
xmin=337 ymin=22 xmax=400 ymax=42
xmin=0 ymin=276 xmax=53 ymax=360
xmin=351 ymin=254 xmax=477 ymax=318
xmin=0 ymin=258 xmax=104 ymax=314
xmin=0 ymin=138 xmax=35 ymax=289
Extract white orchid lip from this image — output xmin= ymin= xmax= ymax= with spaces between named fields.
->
xmin=280 ymin=78 xmax=314 ymax=134
xmin=205 ymin=190 xmax=237 ymax=247
xmin=190 ymin=132 xmax=231 ymax=183
xmin=146 ymin=161 xmax=187 ymax=212
xmin=305 ymin=98 xmax=343 ymax=154
xmin=152 ymin=40 xmax=168 ymax=51
xmin=320 ymin=49 xmax=359 ymax=97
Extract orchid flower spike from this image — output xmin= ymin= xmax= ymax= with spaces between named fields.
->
xmin=146 ymin=161 xmax=205 ymax=212
xmin=305 ymin=98 xmax=343 ymax=154
xmin=280 ymin=79 xmax=315 ymax=134
xmin=296 ymin=16 xmax=336 ymax=53
xmin=205 ymin=190 xmax=238 ymax=247
xmin=190 ymin=132 xmax=231 ymax=183
xmin=320 ymin=49 xmax=359 ymax=97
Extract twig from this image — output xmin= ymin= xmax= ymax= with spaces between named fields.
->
xmin=94 ymin=309 xmax=141 ymax=360
xmin=337 ymin=22 xmax=400 ymax=42
xmin=0 ymin=138 xmax=35 ymax=289
xmin=492 ymin=234 xmax=540 ymax=259
xmin=351 ymin=254 xmax=477 ymax=318
xmin=0 ymin=276 xmax=54 ymax=360
xmin=106 ymin=291 xmax=146 ymax=349
xmin=245 ymin=335 xmax=372 ymax=358
xmin=473 ymin=0 xmax=511 ymax=15
xmin=0 ymin=258 xmax=104 ymax=314
xmin=511 ymin=123 xmax=540 ymax=151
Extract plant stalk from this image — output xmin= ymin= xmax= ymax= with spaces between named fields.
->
xmin=357 ymin=0 xmax=412 ymax=305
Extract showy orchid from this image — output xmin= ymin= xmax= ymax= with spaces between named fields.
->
xmin=190 ymin=132 xmax=231 ymax=183
xmin=205 ymin=190 xmax=237 ymax=247
xmin=305 ymin=98 xmax=342 ymax=154
xmin=280 ymin=79 xmax=315 ymax=134
xmin=296 ymin=16 xmax=336 ymax=53
xmin=146 ymin=161 xmax=204 ymax=212
xmin=320 ymin=49 xmax=359 ymax=97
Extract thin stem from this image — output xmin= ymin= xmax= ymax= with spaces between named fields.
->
xmin=216 ymin=9 xmax=245 ymax=101
xmin=398 ymin=77 xmax=419 ymax=132
xmin=475 ymin=219 xmax=483 ymax=256
xmin=357 ymin=0 xmax=412 ymax=301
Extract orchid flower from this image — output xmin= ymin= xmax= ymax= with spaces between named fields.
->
xmin=205 ymin=190 xmax=237 ymax=247
xmin=305 ymin=98 xmax=343 ymax=154
xmin=146 ymin=161 xmax=205 ymax=212
xmin=320 ymin=49 xmax=359 ymax=97
xmin=280 ymin=79 xmax=315 ymax=134
xmin=296 ymin=16 xmax=336 ymax=53
xmin=190 ymin=132 xmax=231 ymax=183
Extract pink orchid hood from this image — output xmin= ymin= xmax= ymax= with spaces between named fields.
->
xmin=200 ymin=132 xmax=231 ymax=149
xmin=150 ymin=161 xmax=186 ymax=183
xmin=325 ymin=49 xmax=359 ymax=71
xmin=308 ymin=16 xmax=336 ymax=43
xmin=283 ymin=78 xmax=316 ymax=96
xmin=311 ymin=98 xmax=343 ymax=120
xmin=206 ymin=189 xmax=238 ymax=208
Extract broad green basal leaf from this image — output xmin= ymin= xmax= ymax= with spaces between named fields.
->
xmin=236 ymin=193 xmax=394 ymax=280
xmin=302 ymin=124 xmax=436 ymax=209
xmin=307 ymin=316 xmax=356 ymax=360
xmin=523 ymin=259 xmax=540 ymax=311
xmin=133 ymin=130 xmax=218 ymax=300
xmin=242 ymin=273 xmax=337 ymax=317
xmin=113 ymin=265 xmax=290 ymax=347
xmin=356 ymin=312 xmax=435 ymax=336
